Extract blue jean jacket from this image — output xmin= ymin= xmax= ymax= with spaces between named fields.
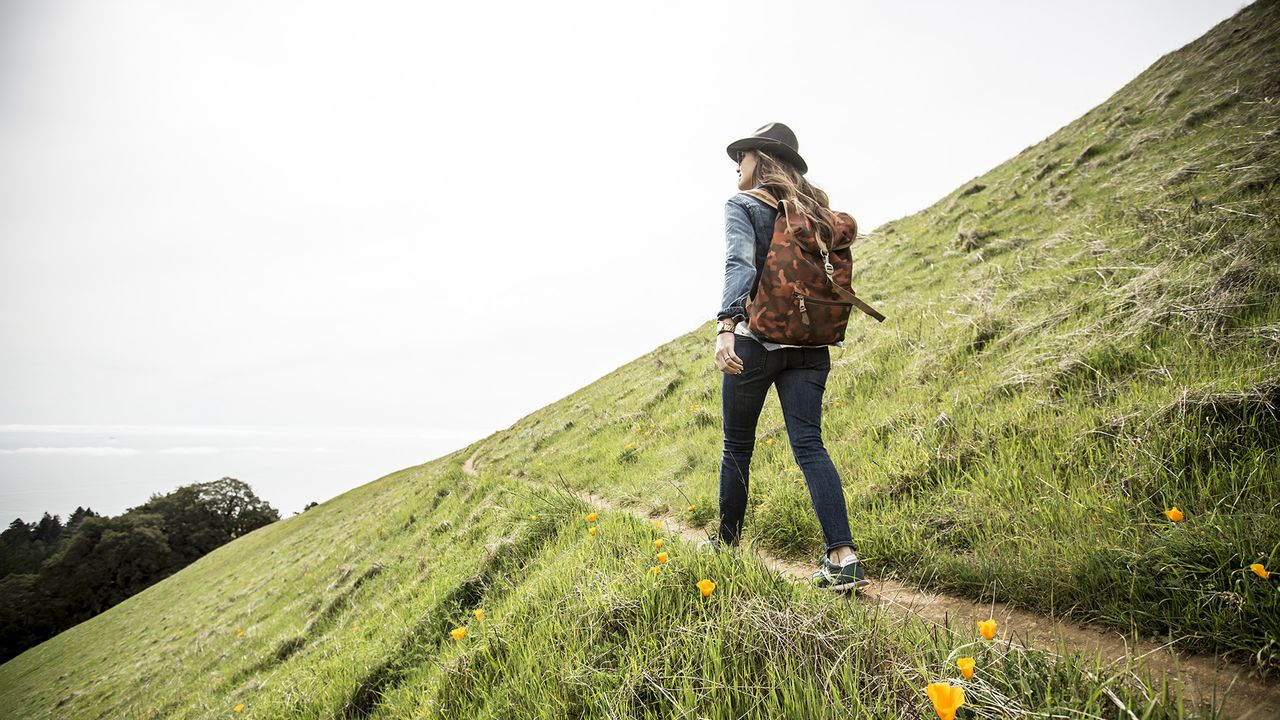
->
xmin=717 ymin=192 xmax=776 ymax=325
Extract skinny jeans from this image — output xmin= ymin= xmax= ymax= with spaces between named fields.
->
xmin=719 ymin=333 xmax=856 ymax=554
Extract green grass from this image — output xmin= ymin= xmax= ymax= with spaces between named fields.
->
xmin=3 ymin=2 xmax=1279 ymax=717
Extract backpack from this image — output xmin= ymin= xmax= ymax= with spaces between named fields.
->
xmin=740 ymin=189 xmax=885 ymax=345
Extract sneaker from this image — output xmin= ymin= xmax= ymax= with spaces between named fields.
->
xmin=697 ymin=533 xmax=725 ymax=554
xmin=810 ymin=554 xmax=868 ymax=591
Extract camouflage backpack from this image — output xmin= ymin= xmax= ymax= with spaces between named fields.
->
xmin=740 ymin=189 xmax=885 ymax=345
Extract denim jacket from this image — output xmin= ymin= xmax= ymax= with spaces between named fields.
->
xmin=717 ymin=191 xmax=844 ymax=350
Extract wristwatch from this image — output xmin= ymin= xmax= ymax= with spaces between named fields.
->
xmin=716 ymin=318 xmax=737 ymax=335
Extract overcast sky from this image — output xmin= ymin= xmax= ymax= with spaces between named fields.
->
xmin=0 ymin=1 xmax=1249 ymax=519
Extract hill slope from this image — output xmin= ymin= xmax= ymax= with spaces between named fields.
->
xmin=475 ymin=0 xmax=1280 ymax=664
xmin=2 ymin=1 xmax=1278 ymax=718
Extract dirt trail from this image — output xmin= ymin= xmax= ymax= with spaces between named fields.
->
xmin=460 ymin=451 xmax=1277 ymax=718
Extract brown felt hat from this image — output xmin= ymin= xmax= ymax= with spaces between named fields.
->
xmin=725 ymin=122 xmax=808 ymax=174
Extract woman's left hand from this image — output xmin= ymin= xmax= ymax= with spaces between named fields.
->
xmin=715 ymin=332 xmax=743 ymax=374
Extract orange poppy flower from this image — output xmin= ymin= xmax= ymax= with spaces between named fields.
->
xmin=696 ymin=579 xmax=716 ymax=597
xmin=926 ymin=682 xmax=965 ymax=720
xmin=978 ymin=619 xmax=997 ymax=641
xmin=657 ymin=552 xmax=668 ymax=563
xmin=1163 ymin=507 xmax=1183 ymax=522
xmin=956 ymin=657 xmax=975 ymax=679
xmin=451 ymin=626 xmax=466 ymax=640
xmin=1250 ymin=563 xmax=1271 ymax=580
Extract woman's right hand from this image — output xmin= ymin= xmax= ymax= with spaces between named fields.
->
xmin=715 ymin=332 xmax=744 ymax=374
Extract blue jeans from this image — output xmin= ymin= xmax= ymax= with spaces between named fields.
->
xmin=719 ymin=333 xmax=856 ymax=554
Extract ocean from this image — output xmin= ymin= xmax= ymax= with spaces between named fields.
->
xmin=0 ymin=424 xmax=494 ymax=526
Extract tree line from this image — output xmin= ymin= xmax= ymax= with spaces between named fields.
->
xmin=0 ymin=477 xmax=284 ymax=662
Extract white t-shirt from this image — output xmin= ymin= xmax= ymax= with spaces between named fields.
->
xmin=734 ymin=322 xmax=844 ymax=351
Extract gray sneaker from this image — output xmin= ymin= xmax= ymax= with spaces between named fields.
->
xmin=697 ymin=532 xmax=725 ymax=554
xmin=811 ymin=554 xmax=869 ymax=591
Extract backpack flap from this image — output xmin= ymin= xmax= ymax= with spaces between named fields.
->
xmin=781 ymin=199 xmax=885 ymax=325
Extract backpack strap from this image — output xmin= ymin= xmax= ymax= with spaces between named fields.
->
xmin=740 ymin=188 xmax=779 ymax=209
xmin=827 ymin=280 xmax=887 ymax=323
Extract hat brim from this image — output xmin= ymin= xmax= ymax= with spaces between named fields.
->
xmin=726 ymin=137 xmax=808 ymax=174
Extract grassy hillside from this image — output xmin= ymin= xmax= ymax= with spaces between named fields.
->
xmin=2 ymin=2 xmax=1278 ymax=718
xmin=473 ymin=0 xmax=1280 ymax=666
xmin=0 ymin=463 xmax=1220 ymax=718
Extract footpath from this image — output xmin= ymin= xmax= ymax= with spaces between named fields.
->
xmin=461 ymin=451 xmax=1277 ymax=719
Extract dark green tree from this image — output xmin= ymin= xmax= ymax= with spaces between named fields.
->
xmin=130 ymin=477 xmax=279 ymax=567
xmin=0 ymin=478 xmax=278 ymax=662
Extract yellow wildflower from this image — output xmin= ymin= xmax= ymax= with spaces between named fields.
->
xmin=978 ymin=619 xmax=997 ymax=641
xmin=956 ymin=657 xmax=975 ymax=679
xmin=654 ymin=539 xmax=665 ymax=549
xmin=657 ymin=552 xmax=668 ymax=563
xmin=531 ymin=514 xmax=539 ymax=521
xmin=233 ymin=704 xmax=245 ymax=713
xmin=586 ymin=512 xmax=598 ymax=523
xmin=688 ymin=504 xmax=696 ymax=512
xmin=1164 ymin=507 xmax=1184 ymax=522
xmin=926 ymin=682 xmax=965 ymax=720
xmin=765 ymin=438 xmax=775 ymax=446
xmin=451 ymin=626 xmax=467 ymax=640
xmin=691 ymin=404 xmax=701 ymax=412
xmin=696 ymin=579 xmax=716 ymax=597
xmin=237 ymin=630 xmax=246 ymax=638
xmin=650 ymin=565 xmax=661 ymax=575
xmin=1250 ymin=563 xmax=1271 ymax=580
xmin=589 ymin=527 xmax=598 ymax=537
xmin=473 ymin=608 xmax=485 ymax=621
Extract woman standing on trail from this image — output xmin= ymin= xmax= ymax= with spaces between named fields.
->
xmin=700 ymin=122 xmax=867 ymax=592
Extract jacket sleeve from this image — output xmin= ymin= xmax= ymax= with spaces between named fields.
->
xmin=717 ymin=198 xmax=756 ymax=323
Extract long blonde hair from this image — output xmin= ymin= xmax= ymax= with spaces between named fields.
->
xmin=751 ymin=150 xmax=836 ymax=245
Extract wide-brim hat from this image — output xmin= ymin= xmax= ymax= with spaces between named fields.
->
xmin=726 ymin=122 xmax=808 ymax=175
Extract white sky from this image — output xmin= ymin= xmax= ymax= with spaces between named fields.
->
xmin=0 ymin=0 xmax=1248 ymax=439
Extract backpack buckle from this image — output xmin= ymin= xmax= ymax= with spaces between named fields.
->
xmin=820 ymin=250 xmax=834 ymax=277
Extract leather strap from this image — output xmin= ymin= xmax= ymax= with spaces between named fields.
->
xmin=741 ymin=188 xmax=778 ymax=208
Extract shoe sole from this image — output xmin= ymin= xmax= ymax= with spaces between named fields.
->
xmin=816 ymin=577 xmax=870 ymax=592
xmin=824 ymin=576 xmax=875 ymax=589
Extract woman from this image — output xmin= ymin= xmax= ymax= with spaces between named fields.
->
xmin=701 ymin=122 xmax=867 ymax=592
